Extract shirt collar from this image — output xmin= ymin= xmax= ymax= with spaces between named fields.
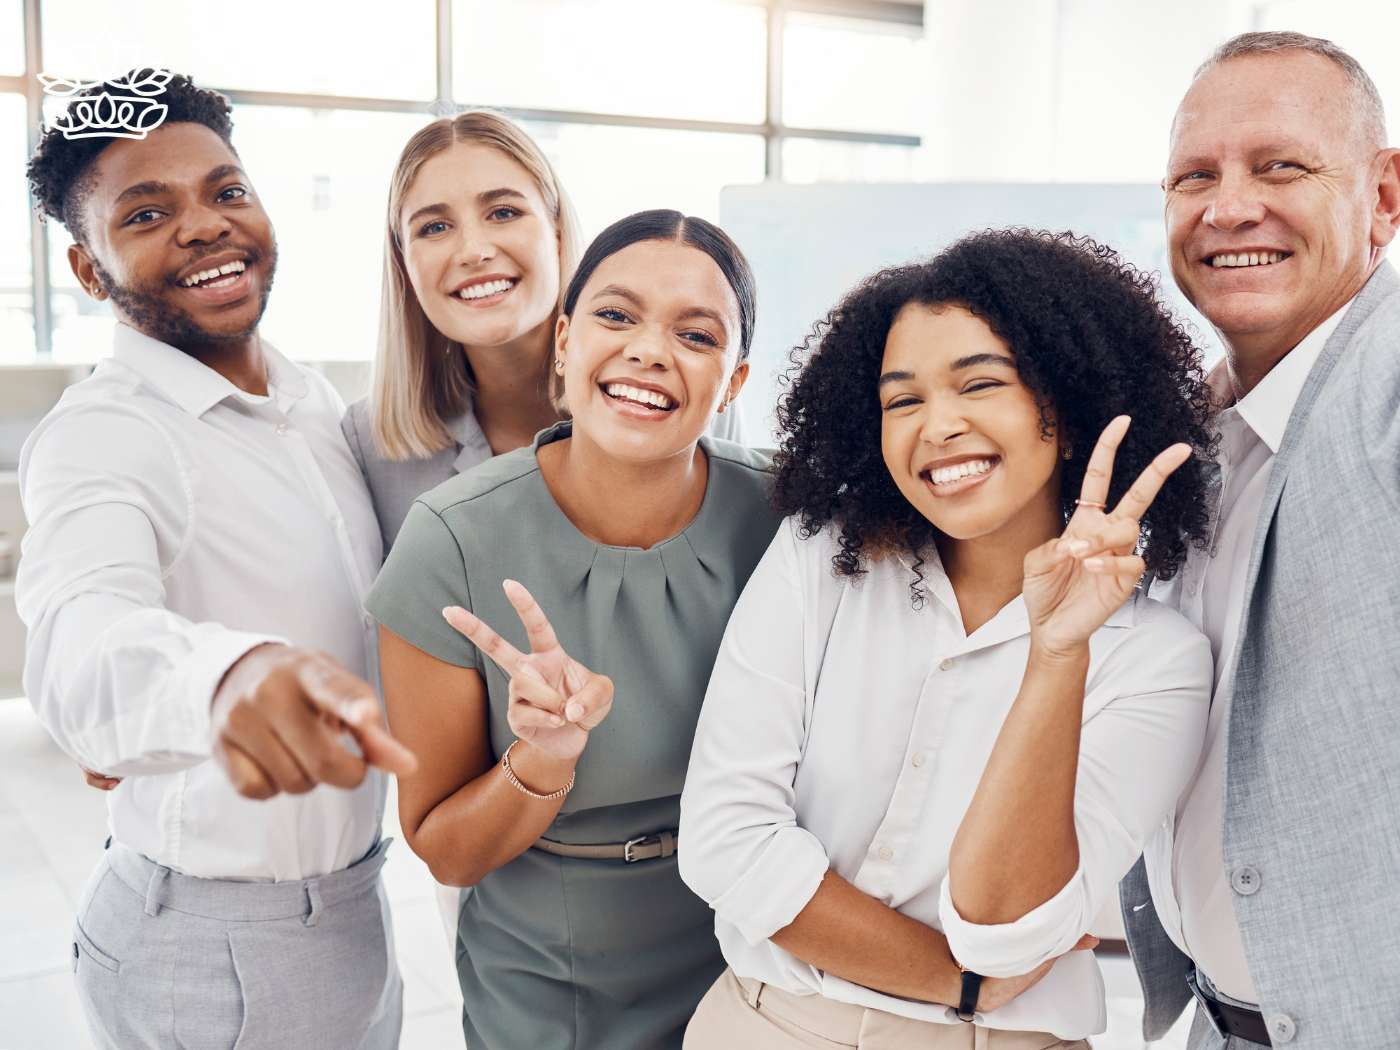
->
xmin=110 ymin=322 xmax=307 ymax=418
xmin=1230 ymin=300 xmax=1351 ymax=454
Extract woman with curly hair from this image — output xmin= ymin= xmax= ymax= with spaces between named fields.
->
xmin=679 ymin=229 xmax=1216 ymax=1048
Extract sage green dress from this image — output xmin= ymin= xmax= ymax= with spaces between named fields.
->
xmin=365 ymin=421 xmax=781 ymax=1050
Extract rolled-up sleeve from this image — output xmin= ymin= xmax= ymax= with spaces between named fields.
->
xmin=679 ymin=520 xmax=830 ymax=945
xmin=937 ymin=604 xmax=1211 ymax=977
xmin=16 ymin=406 xmax=281 ymax=777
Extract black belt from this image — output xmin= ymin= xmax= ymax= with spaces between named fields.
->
xmin=1187 ymin=968 xmax=1272 ymax=1046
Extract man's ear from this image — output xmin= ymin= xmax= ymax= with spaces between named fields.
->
xmin=68 ymin=242 xmax=108 ymax=301
xmin=1370 ymin=147 xmax=1400 ymax=249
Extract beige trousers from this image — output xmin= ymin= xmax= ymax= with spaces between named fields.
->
xmin=683 ymin=968 xmax=1092 ymax=1050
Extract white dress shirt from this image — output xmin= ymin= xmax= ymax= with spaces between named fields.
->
xmin=681 ymin=519 xmax=1212 ymax=1040
xmin=17 ymin=323 xmax=384 ymax=881
xmin=1143 ymin=302 xmax=1351 ymax=1005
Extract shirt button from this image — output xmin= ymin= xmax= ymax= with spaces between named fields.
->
xmin=878 ymin=846 xmax=894 ymax=861
xmin=911 ymin=753 xmax=926 ymax=768
xmin=1267 ymin=1013 xmax=1297 ymax=1044
xmin=275 ymin=422 xmax=289 ymax=436
xmin=1230 ymin=865 xmax=1261 ymax=896
xmin=938 ymin=658 xmax=953 ymax=672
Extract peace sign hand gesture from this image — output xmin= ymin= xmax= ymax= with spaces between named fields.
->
xmin=1024 ymin=415 xmax=1192 ymax=658
xmin=442 ymin=580 xmax=614 ymax=762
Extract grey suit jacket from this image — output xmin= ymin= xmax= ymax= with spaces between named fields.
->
xmin=341 ymin=397 xmax=747 ymax=557
xmin=1121 ymin=263 xmax=1400 ymax=1048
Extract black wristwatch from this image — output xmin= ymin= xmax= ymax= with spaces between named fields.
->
xmin=955 ymin=967 xmax=983 ymax=1022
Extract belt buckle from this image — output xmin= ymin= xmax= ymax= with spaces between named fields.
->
xmin=623 ymin=834 xmax=657 ymax=863
xmin=1186 ymin=968 xmax=1229 ymax=1041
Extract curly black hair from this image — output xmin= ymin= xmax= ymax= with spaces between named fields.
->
xmin=772 ymin=228 xmax=1216 ymax=604
xmin=26 ymin=70 xmax=235 ymax=243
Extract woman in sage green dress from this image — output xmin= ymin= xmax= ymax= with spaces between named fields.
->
xmin=366 ymin=209 xmax=781 ymax=1049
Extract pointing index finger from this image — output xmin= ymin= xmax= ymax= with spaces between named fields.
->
xmin=295 ymin=659 xmax=418 ymax=777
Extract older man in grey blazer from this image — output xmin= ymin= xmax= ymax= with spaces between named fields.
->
xmin=1119 ymin=31 xmax=1400 ymax=1050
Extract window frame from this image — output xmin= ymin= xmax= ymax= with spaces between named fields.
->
xmin=9 ymin=0 xmax=922 ymax=358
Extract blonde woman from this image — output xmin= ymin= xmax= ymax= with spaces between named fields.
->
xmin=342 ymin=110 xmax=742 ymax=552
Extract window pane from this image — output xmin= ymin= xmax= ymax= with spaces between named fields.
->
xmin=41 ymin=1 xmax=436 ymax=99
xmin=456 ymin=0 xmax=766 ymax=124
xmin=218 ymin=107 xmax=426 ymax=361
xmin=782 ymin=12 xmax=929 ymax=135
xmin=0 ymin=94 xmax=34 ymax=361
xmin=522 ymin=122 xmax=765 ymax=242
xmin=49 ymin=106 xmax=428 ymax=364
xmin=781 ymin=138 xmax=921 ymax=183
xmin=40 ymin=94 xmax=114 ymax=362
xmin=2 ymin=0 xmax=22 ymax=75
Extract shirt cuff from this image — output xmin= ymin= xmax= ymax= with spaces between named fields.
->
xmin=938 ymin=863 xmax=1088 ymax=978
xmin=71 ymin=630 xmax=286 ymax=777
xmin=187 ymin=629 xmax=289 ymax=714
xmin=709 ymin=827 xmax=830 ymax=946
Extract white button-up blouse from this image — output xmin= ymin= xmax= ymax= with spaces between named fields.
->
xmin=680 ymin=519 xmax=1211 ymax=1039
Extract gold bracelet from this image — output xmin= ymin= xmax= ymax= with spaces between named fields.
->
xmin=500 ymin=740 xmax=574 ymax=801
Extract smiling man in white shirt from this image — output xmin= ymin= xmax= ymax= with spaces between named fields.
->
xmin=1119 ymin=32 xmax=1400 ymax=1050
xmin=18 ymin=72 xmax=415 ymax=1050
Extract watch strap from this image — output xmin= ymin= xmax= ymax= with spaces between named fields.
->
xmin=956 ymin=968 xmax=983 ymax=1022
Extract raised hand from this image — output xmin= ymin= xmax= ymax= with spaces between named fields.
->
xmin=1024 ymin=415 xmax=1192 ymax=657
xmin=442 ymin=579 xmax=614 ymax=762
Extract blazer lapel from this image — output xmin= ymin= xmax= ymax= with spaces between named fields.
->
xmin=448 ymin=408 xmax=493 ymax=475
xmin=1230 ymin=263 xmax=1400 ymax=700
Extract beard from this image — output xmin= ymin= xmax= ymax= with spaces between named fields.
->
xmin=92 ymin=238 xmax=278 ymax=350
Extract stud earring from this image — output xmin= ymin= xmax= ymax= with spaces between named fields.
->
xmin=1061 ymin=445 xmax=1073 ymax=460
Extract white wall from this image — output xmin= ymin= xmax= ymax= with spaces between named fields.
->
xmin=920 ymin=0 xmax=1251 ymax=183
xmin=921 ymin=0 xmax=1400 ymax=183
xmin=1256 ymin=0 xmax=1400 ymax=137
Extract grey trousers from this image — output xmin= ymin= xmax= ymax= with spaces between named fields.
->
xmin=72 ymin=837 xmax=403 ymax=1050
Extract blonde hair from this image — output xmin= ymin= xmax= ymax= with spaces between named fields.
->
xmin=370 ymin=110 xmax=581 ymax=460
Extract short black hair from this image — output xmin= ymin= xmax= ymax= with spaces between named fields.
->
xmin=772 ymin=228 xmax=1216 ymax=603
xmin=562 ymin=208 xmax=757 ymax=360
xmin=26 ymin=70 xmax=236 ymax=243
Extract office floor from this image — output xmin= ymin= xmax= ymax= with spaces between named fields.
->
xmin=0 ymin=697 xmax=1189 ymax=1050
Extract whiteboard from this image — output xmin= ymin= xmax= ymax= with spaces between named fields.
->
xmin=719 ymin=182 xmax=1221 ymax=443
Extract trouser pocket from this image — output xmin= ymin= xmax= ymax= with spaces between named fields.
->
xmin=72 ymin=863 xmax=166 ymax=1050
xmin=73 ymin=918 xmax=120 ymax=974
